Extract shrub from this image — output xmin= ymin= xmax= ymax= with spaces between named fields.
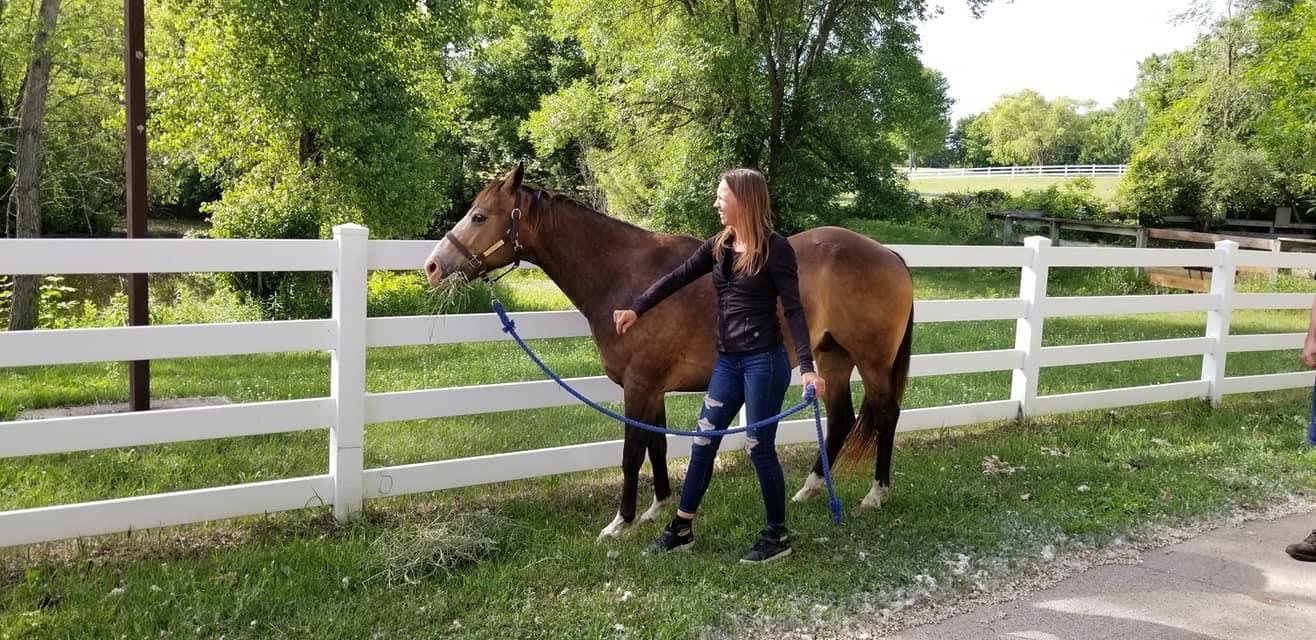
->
xmin=1008 ymin=178 xmax=1108 ymax=220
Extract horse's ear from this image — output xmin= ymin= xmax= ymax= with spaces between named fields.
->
xmin=501 ymin=162 xmax=525 ymax=193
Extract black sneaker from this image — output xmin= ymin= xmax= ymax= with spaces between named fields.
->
xmin=1285 ymin=529 xmax=1316 ymax=562
xmin=645 ymin=520 xmax=693 ymax=555
xmin=740 ymin=527 xmax=792 ymax=564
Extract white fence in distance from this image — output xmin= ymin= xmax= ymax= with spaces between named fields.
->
xmin=903 ymin=164 xmax=1129 ymax=179
xmin=0 ymin=228 xmax=1312 ymax=548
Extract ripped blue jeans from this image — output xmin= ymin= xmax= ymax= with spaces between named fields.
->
xmin=680 ymin=344 xmax=791 ymax=528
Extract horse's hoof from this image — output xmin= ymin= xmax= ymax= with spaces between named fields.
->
xmin=791 ymin=472 xmax=825 ymax=503
xmin=639 ymin=497 xmax=671 ymax=523
xmin=596 ymin=513 xmax=631 ymax=542
xmin=857 ymin=482 xmax=889 ymax=511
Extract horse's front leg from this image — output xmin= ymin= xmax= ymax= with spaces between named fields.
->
xmin=597 ymin=386 xmax=671 ymax=541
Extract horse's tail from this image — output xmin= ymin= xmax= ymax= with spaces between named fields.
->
xmin=838 ymin=291 xmax=913 ymax=467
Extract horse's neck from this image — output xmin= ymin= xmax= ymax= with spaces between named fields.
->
xmin=529 ymin=199 xmax=660 ymax=322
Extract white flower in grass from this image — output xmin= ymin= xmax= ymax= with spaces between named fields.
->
xmin=1077 ymin=484 xmax=1090 ymax=493
xmin=108 ymin=586 xmax=126 ymax=597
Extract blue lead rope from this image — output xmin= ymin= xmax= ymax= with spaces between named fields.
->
xmin=492 ymin=300 xmax=843 ymax=523
xmin=1308 ymin=377 xmax=1316 ymax=447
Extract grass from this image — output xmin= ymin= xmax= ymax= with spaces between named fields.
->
xmin=3 ymin=218 xmax=1316 ymax=638
xmin=907 ymin=175 xmax=1123 ymax=204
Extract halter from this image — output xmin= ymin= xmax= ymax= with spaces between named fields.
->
xmin=444 ymin=188 xmax=535 ymax=283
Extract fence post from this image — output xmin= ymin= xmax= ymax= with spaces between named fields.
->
xmin=1135 ymin=227 xmax=1149 ymax=277
xmin=1269 ymin=238 xmax=1281 ymax=283
xmin=1011 ymin=236 xmax=1051 ymax=419
xmin=1202 ymin=240 xmax=1238 ymax=407
xmin=331 ymin=223 xmax=368 ymax=521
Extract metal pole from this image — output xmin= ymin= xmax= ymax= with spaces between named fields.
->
xmin=124 ymin=0 xmax=149 ymax=410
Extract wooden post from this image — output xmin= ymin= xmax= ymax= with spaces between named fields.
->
xmin=1270 ymin=238 xmax=1281 ymax=283
xmin=125 ymin=0 xmax=149 ymax=411
xmin=1201 ymin=240 xmax=1237 ymax=407
xmin=1003 ymin=217 xmax=1015 ymax=245
xmin=1048 ymin=220 xmax=1059 ymax=246
xmin=1011 ymin=236 xmax=1051 ymax=419
xmin=1135 ymin=226 xmax=1148 ymax=277
xmin=331 ymin=224 xmax=368 ymax=521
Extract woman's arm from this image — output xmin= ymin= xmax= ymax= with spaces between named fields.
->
xmin=768 ymin=236 xmax=819 ymax=379
xmin=629 ymin=239 xmax=716 ymax=317
xmin=615 ymin=239 xmax=716 ymax=334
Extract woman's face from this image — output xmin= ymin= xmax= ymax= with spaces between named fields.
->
xmin=715 ymin=179 xmax=740 ymax=228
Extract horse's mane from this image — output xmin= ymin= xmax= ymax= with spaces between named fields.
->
xmin=516 ymin=183 xmax=657 ymax=237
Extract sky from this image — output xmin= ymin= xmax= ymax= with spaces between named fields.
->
xmin=918 ymin=0 xmax=1217 ymax=121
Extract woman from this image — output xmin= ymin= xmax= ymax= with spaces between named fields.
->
xmin=613 ymin=168 xmax=825 ymax=564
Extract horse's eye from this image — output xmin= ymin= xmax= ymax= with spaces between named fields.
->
xmin=472 ymin=213 xmax=487 ymax=224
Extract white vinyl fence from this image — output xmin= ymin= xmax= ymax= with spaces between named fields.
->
xmin=904 ymin=164 xmax=1128 ymax=179
xmin=1 ymin=226 xmax=1313 ymax=548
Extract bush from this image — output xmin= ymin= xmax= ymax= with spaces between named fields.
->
xmin=1008 ymin=178 xmax=1109 ymax=220
xmin=901 ymin=191 xmax=1001 ymax=243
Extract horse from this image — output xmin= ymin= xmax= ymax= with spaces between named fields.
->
xmin=424 ymin=164 xmax=914 ymax=540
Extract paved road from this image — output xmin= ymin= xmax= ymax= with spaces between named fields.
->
xmin=888 ymin=509 xmax=1316 ymax=640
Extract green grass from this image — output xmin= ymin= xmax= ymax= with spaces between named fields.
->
xmin=3 ymin=219 xmax=1316 ymax=638
xmin=907 ymin=175 xmax=1123 ymax=204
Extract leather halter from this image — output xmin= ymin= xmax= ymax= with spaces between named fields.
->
xmin=444 ymin=188 xmax=532 ymax=280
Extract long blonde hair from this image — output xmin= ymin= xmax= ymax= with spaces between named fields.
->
xmin=713 ymin=168 xmax=773 ymax=276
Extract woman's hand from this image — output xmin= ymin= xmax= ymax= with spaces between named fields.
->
xmin=1303 ymin=334 xmax=1316 ymax=369
xmin=801 ymin=372 xmax=826 ymax=399
xmin=614 ymin=309 xmax=637 ymax=335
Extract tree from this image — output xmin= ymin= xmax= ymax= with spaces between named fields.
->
xmin=946 ymin=113 xmax=992 ymax=167
xmin=888 ymin=68 xmax=952 ymax=170
xmin=525 ymin=0 xmax=992 ymax=233
xmin=1119 ymin=2 xmax=1301 ymax=221
xmin=1249 ymin=0 xmax=1316 ymax=211
xmin=1077 ymin=98 xmax=1145 ymax=165
xmin=8 ymin=0 xmax=60 ymax=331
xmin=981 ymin=90 xmax=1088 ymax=166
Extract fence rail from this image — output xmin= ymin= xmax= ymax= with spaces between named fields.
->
xmin=1 ymin=229 xmax=1314 ymax=548
xmin=903 ymin=164 xmax=1128 ymax=179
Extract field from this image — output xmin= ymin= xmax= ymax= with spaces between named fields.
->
xmin=906 ymin=175 xmax=1124 ymax=203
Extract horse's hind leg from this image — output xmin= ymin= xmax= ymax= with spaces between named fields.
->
xmin=792 ymin=349 xmax=855 ymax=502
xmin=857 ymin=374 xmax=901 ymax=511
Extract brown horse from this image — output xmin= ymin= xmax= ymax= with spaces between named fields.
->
xmin=424 ymin=165 xmax=914 ymax=540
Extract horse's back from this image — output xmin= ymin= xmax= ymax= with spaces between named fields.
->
xmin=788 ymin=226 xmax=910 ymax=291
xmin=787 ymin=226 xmax=913 ymax=358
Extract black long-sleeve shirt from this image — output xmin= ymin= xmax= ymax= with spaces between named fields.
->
xmin=630 ymin=232 xmax=815 ymax=374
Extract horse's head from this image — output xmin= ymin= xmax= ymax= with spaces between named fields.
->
xmin=424 ymin=163 xmax=531 ymax=287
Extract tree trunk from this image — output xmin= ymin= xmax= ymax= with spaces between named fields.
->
xmin=8 ymin=0 xmax=62 ymax=331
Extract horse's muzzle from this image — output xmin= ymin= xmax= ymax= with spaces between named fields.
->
xmin=424 ymin=256 xmax=444 ymax=287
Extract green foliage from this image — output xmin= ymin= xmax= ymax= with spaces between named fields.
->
xmin=1077 ymin=98 xmax=1146 ymax=165
xmin=525 ymin=0 xmax=972 ymax=234
xmin=149 ymin=0 xmax=449 ymax=241
xmin=981 ymin=90 xmax=1090 ymax=166
xmin=1009 ymin=177 xmax=1111 ymax=221
xmin=889 ymin=68 xmax=953 ymax=168
xmin=899 ymin=190 xmax=1007 ymax=242
xmin=1205 ymin=139 xmax=1283 ymax=219
xmin=1249 ymin=0 xmax=1316 ymax=208
xmin=1120 ymin=2 xmax=1311 ymax=222
xmin=0 ymin=0 xmax=123 ymax=237
xmin=945 ymin=114 xmax=993 ymax=167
